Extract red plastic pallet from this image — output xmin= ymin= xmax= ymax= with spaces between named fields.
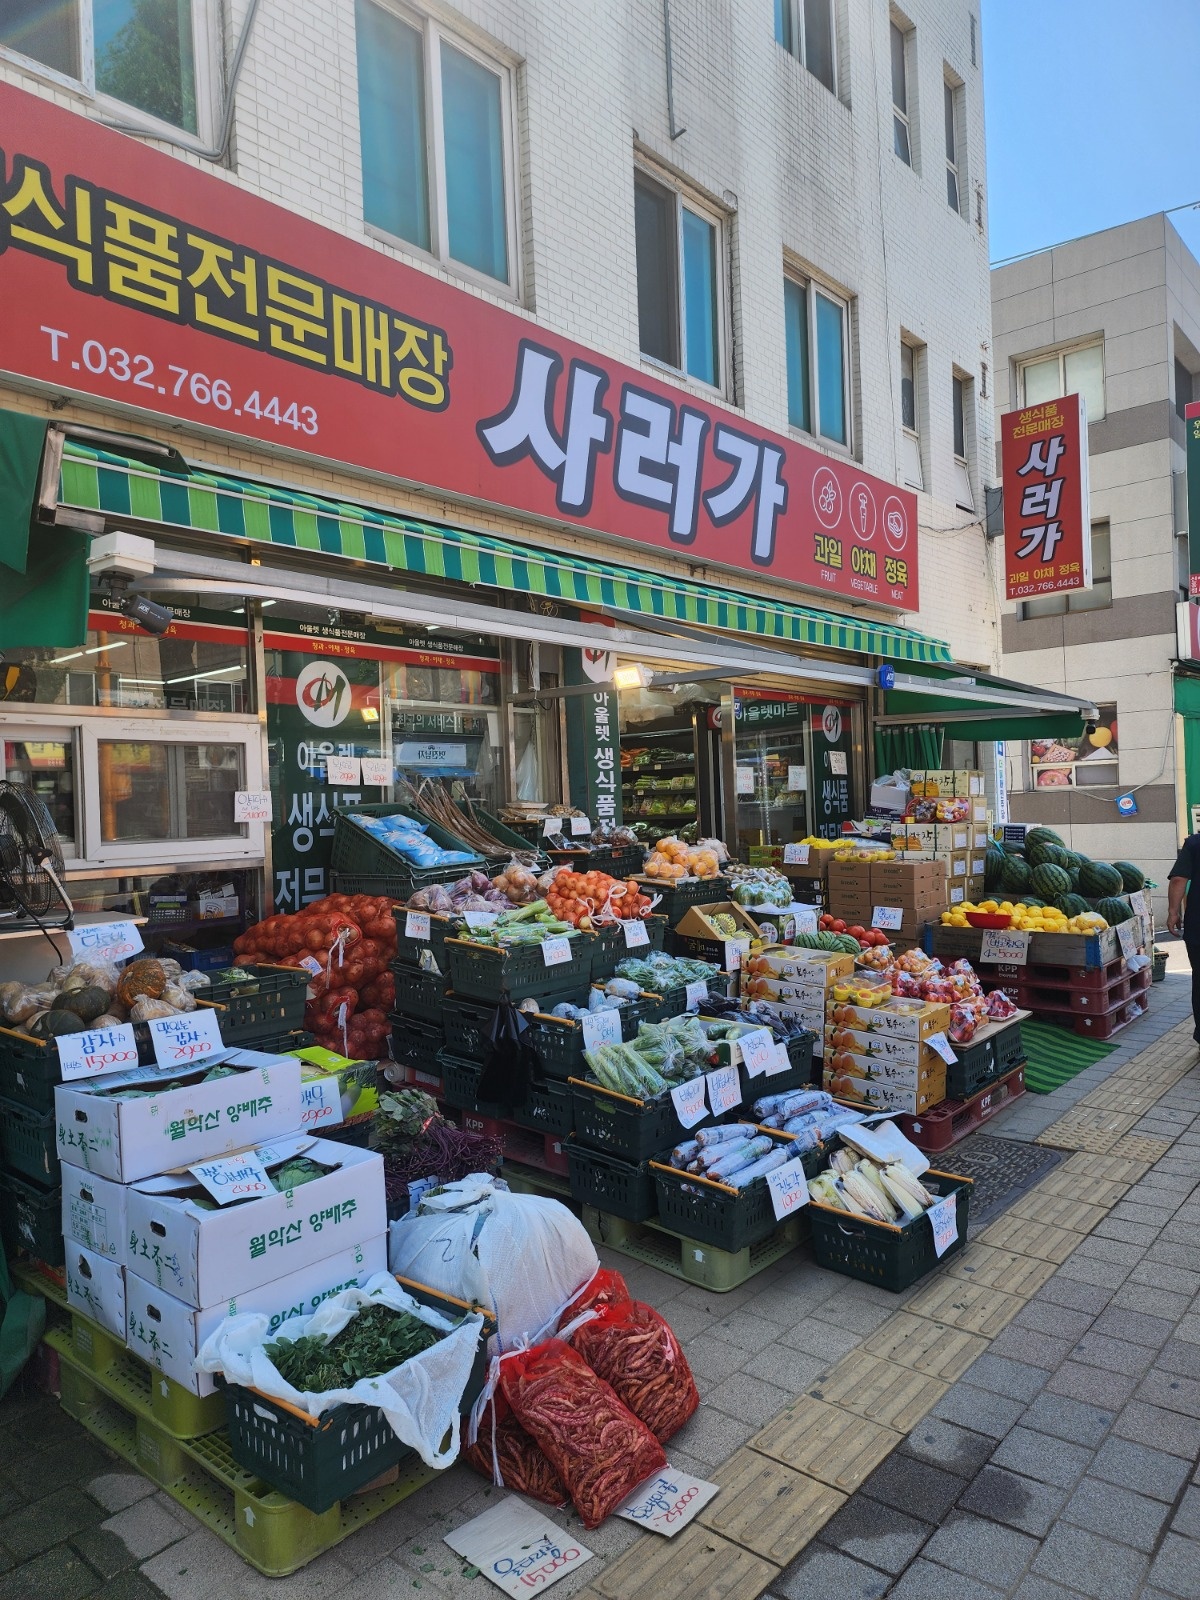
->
xmin=458 ymin=1111 xmax=571 ymax=1176
xmin=892 ymin=1064 xmax=1026 ymax=1154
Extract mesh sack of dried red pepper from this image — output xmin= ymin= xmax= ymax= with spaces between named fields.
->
xmin=570 ymin=1299 xmax=699 ymax=1444
xmin=501 ymin=1339 xmax=666 ymax=1528
xmin=462 ymin=1393 xmax=568 ymax=1507
xmin=557 ymin=1267 xmax=630 ymax=1327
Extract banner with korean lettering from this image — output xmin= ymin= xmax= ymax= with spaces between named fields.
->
xmin=1000 ymin=394 xmax=1091 ymax=601
xmin=1186 ymin=401 xmax=1200 ymax=597
xmin=0 ymin=82 xmax=918 ymax=612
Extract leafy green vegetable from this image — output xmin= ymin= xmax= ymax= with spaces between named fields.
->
xmin=265 ymin=1302 xmax=444 ymax=1391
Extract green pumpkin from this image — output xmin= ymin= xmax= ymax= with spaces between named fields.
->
xmin=36 ymin=1009 xmax=87 ymax=1038
xmin=1031 ymin=863 xmax=1072 ymax=899
xmin=1078 ymin=860 xmax=1124 ymax=898
xmin=1112 ymin=861 xmax=1146 ymax=892
xmin=55 ymin=986 xmax=111 ymax=1025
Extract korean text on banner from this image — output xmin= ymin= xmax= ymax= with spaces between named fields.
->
xmin=1000 ymin=393 xmax=1091 ymax=602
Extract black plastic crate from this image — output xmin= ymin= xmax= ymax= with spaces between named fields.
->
xmin=993 ymin=1019 xmax=1025 ymax=1076
xmin=0 ymin=1098 xmax=59 ymax=1187
xmin=569 ymin=1076 xmax=711 ymax=1161
xmin=944 ymin=1036 xmax=998 ymax=1101
xmin=737 ymin=1032 xmax=815 ymax=1100
xmin=444 ymin=934 xmax=594 ymax=1004
xmin=527 ymin=993 xmax=659 ymax=1083
xmin=591 ymin=916 xmax=668 ymax=976
xmin=391 ymin=967 xmax=446 ymax=1025
xmin=0 ymin=1026 xmax=60 ymax=1113
xmin=454 ymin=803 xmax=550 ymax=874
xmin=513 ymin=1077 xmax=574 ymax=1139
xmin=807 ymin=1171 xmax=972 ymax=1290
xmin=650 ymin=1152 xmax=785 ymax=1253
xmin=633 ymin=875 xmax=729 ymax=921
xmin=439 ymin=1052 xmax=510 ymax=1119
xmin=565 ymin=1140 xmax=657 ymax=1222
xmin=388 ymin=1015 xmax=444 ymax=1075
xmin=441 ymin=995 xmax=500 ymax=1062
xmin=223 ymin=1283 xmax=493 ymax=1514
xmin=0 ymin=1170 xmax=63 ymax=1264
xmin=392 ymin=908 xmax=455 ymax=972
xmin=330 ymin=804 xmax=485 ymax=896
xmin=640 ymin=974 xmax=731 ymax=1021
xmin=203 ymin=964 xmax=308 ymax=1044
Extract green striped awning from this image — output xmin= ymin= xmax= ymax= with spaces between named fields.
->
xmin=58 ymin=440 xmax=953 ymax=666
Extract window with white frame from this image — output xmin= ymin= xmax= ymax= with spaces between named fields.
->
xmin=784 ymin=273 xmax=851 ymax=448
xmin=634 ymin=169 xmax=724 ymax=389
xmin=899 ymin=338 xmax=923 ymax=489
xmin=356 ymin=0 xmax=518 ymax=291
xmin=1019 ymin=522 xmax=1112 ymax=619
xmin=774 ymin=0 xmax=836 ymax=93
xmin=0 ymin=0 xmax=216 ymax=138
xmin=944 ymin=76 xmax=964 ymax=213
xmin=890 ymin=18 xmax=914 ymax=166
xmin=952 ymin=371 xmax=974 ymax=510
xmin=1019 ymin=341 xmax=1106 ymax=423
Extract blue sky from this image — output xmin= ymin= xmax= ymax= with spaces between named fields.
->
xmin=982 ymin=0 xmax=1200 ymax=264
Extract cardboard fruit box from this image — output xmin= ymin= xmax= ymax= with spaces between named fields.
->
xmin=824 ymin=1025 xmax=948 ymax=1070
xmin=751 ymin=948 xmax=856 ymax=987
xmin=669 ymin=902 xmax=762 ymax=971
xmin=824 ymin=1067 xmax=946 ymax=1115
xmin=823 ymin=1044 xmax=946 ymax=1089
xmin=824 ymin=998 xmax=951 ymax=1040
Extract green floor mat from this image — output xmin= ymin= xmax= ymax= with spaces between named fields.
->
xmin=1020 ymin=1018 xmax=1117 ymax=1093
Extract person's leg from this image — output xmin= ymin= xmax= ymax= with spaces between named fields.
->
xmin=1187 ymin=940 xmax=1200 ymax=1041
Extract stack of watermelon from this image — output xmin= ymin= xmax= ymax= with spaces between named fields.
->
xmin=982 ymin=827 xmax=1144 ymax=926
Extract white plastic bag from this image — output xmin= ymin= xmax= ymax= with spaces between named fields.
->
xmin=388 ymin=1174 xmax=598 ymax=1351
xmin=195 ymin=1270 xmax=484 ymax=1470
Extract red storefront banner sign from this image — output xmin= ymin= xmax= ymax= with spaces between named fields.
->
xmin=0 ymin=82 xmax=918 ymax=611
xmin=999 ymin=393 xmax=1091 ymax=601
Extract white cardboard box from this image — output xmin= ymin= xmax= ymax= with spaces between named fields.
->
xmin=64 ymin=1242 xmax=126 ymax=1339
xmin=125 ymin=1136 xmax=386 ymax=1307
xmin=55 ymin=1051 xmax=303 ymax=1184
xmin=61 ymin=1166 xmax=128 ymax=1264
xmin=125 ymin=1235 xmax=387 ymax=1395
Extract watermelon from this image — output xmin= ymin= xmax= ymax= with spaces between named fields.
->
xmin=1000 ymin=856 xmax=1032 ymax=893
xmin=1055 ymin=893 xmax=1090 ymax=918
xmin=1065 ymin=851 xmax=1086 ymax=871
xmin=1113 ymin=861 xmax=1145 ymax=892
xmin=1024 ymin=827 xmax=1065 ymax=851
xmin=1019 ymin=895 xmax=1046 ymax=908
xmin=1002 ymin=841 xmax=1026 ymax=857
xmin=984 ymin=846 xmax=1006 ymax=890
xmin=1031 ymin=862 xmax=1072 ymax=899
xmin=1096 ymin=896 xmax=1134 ymax=925
xmin=1078 ymin=860 xmax=1123 ymax=898
xmin=1028 ymin=841 xmax=1070 ymax=869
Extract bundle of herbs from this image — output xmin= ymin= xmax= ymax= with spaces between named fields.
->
xmin=264 ymin=1302 xmax=444 ymax=1392
xmin=376 ymin=1090 xmax=503 ymax=1211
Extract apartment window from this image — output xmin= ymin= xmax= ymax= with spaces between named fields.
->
xmin=1176 ymin=357 xmax=1195 ymax=422
xmin=635 ymin=170 xmax=722 ymax=388
xmin=784 ymin=274 xmax=850 ymax=447
xmin=356 ymin=1 xmax=516 ymax=289
xmin=774 ymin=0 xmax=836 ymax=92
xmin=944 ymin=79 xmax=963 ymax=212
xmin=1020 ymin=341 xmax=1105 ymax=422
xmin=890 ymin=20 xmax=913 ymax=165
xmin=952 ymin=373 xmax=974 ymax=510
xmin=898 ymin=340 xmax=922 ymax=489
xmin=0 ymin=0 xmax=212 ymax=136
xmin=1019 ymin=523 xmax=1112 ymax=618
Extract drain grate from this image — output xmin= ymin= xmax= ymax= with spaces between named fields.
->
xmin=937 ymin=1133 xmax=1063 ymax=1228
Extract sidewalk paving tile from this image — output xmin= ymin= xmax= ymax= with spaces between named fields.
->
xmin=989 ymin=1426 xmax=1093 ymax=1488
xmin=1134 ymin=1367 xmax=1200 ymax=1416
xmin=899 ymin=1417 xmax=994 ymax=1477
xmin=987 ymin=1326 xmax=1074 ymax=1369
xmin=704 ymin=1372 xmax=792 ymax=1427
xmin=1171 ymin=1485 xmax=1200 ymax=1537
xmin=886 ymin=1558 xmax=1003 ymax=1598
xmin=1031 ymin=1522 xmax=1149 ymax=1598
xmin=1020 ymin=1391 xmax=1115 ymax=1448
xmin=753 ymin=1397 xmax=902 ymax=1491
xmin=929 ymin=1381 xmax=1026 ymax=1439
xmin=695 ymin=1449 xmax=844 ymax=1566
xmin=1060 ymin=1476 xmax=1172 ymax=1551
xmin=1070 ymin=1330 xmax=1158 ymax=1375
xmin=101 ymin=1499 xmax=189 ymax=1562
xmin=1091 ymin=1307 xmax=1178 ymax=1347
xmin=772 ymin=1541 xmax=890 ymax=1599
xmin=861 ymin=1312 xmax=989 ymax=1380
xmin=0 ymin=1546 xmax=99 ymax=1600
xmin=1088 ymin=1436 xmax=1193 ymax=1501
xmin=591 ymin=1523 xmax=777 ymax=1600
xmin=805 ymin=1352 xmax=948 ymax=1433
xmin=921 ymin=1509 xmax=1038 ymax=1587
xmin=1012 ymin=1301 xmax=1096 ymax=1343
xmin=817 ymin=1494 xmax=932 ymax=1574
xmin=1044 ymin=1360 xmax=1138 ymax=1410
xmin=957 ymin=1352 xmax=1049 ymax=1404
xmin=1146 ymin=1533 xmax=1200 ymax=1598
xmin=958 ymin=1466 xmax=1069 ymax=1537
xmin=855 ymin=1453 xmax=966 ymax=1522
xmin=1111 ymin=1398 xmax=1200 ymax=1458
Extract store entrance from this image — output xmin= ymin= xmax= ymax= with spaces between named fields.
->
xmin=617 ymin=701 xmax=723 ymax=847
xmin=730 ymin=691 xmax=858 ymax=854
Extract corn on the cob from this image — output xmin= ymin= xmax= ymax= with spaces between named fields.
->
xmin=855 ymin=1160 xmax=899 ymax=1221
xmin=883 ymin=1162 xmax=936 ymax=1209
xmin=839 ymin=1168 xmax=890 ymax=1222
xmin=808 ymin=1173 xmax=845 ymax=1208
xmin=829 ymin=1148 xmax=856 ymax=1177
xmin=879 ymin=1170 xmax=924 ymax=1221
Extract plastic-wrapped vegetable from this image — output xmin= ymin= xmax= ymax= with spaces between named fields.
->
xmin=570 ymin=1299 xmax=698 ymax=1444
xmin=501 ymin=1339 xmax=666 ymax=1528
xmin=406 ymin=885 xmax=455 ymax=914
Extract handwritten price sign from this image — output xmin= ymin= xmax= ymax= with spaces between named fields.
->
xmin=300 ymin=1076 xmax=344 ymax=1129
xmin=871 ymin=906 xmax=903 ymax=931
xmin=148 ymin=1009 xmax=223 ymax=1069
xmin=56 ymin=1024 xmax=139 ymax=1082
xmin=928 ymin=1192 xmax=959 ymax=1257
xmin=980 ymin=927 xmax=1031 ymax=965
xmin=616 ymin=1470 xmax=719 ymax=1536
xmin=360 ymin=757 xmax=392 ymax=787
xmin=737 ymin=1027 xmax=777 ymax=1078
xmin=233 ymin=789 xmax=272 ymax=823
xmin=190 ymin=1150 xmax=273 ymax=1206
xmin=925 ymin=1032 xmax=959 ymax=1065
xmin=325 ymin=755 xmax=362 ymax=786
xmin=685 ymin=979 xmax=710 ymax=1011
xmin=581 ymin=1009 xmax=621 ymax=1051
xmin=783 ymin=843 xmax=810 ymax=865
xmin=404 ymin=912 xmax=431 ymax=941
xmin=670 ymin=1077 xmax=708 ymax=1129
xmin=766 ymin=1158 xmax=810 ymax=1220
xmin=622 ymin=919 xmax=650 ymax=949
xmin=541 ymin=936 xmax=573 ymax=966
xmin=706 ymin=1064 xmax=742 ymax=1115
xmin=67 ymin=921 xmax=144 ymax=963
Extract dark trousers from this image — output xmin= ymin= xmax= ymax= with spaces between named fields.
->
xmin=1188 ymin=939 xmax=1200 ymax=1038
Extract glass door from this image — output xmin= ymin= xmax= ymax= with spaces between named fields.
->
xmin=732 ymin=727 xmax=809 ymax=854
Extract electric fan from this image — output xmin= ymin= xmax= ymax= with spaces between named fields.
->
xmin=0 ymin=781 xmax=73 ymax=930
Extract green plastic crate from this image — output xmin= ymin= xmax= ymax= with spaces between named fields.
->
xmin=388 ymin=1015 xmax=444 ymax=1075
xmin=806 ymin=1171 xmax=972 ymax=1290
xmin=633 ymin=875 xmax=730 ymax=921
xmin=330 ymin=804 xmax=485 ymax=895
xmin=527 ymin=990 xmax=661 ymax=1082
xmin=439 ymin=1052 xmax=509 ymax=1119
xmin=452 ymin=803 xmax=550 ymax=874
xmin=565 ymin=1140 xmax=656 ymax=1221
xmin=650 ymin=1136 xmax=823 ymax=1252
xmin=391 ymin=967 xmax=445 ymax=1025
xmin=202 ymin=965 xmax=308 ymax=1044
xmin=441 ymin=995 xmax=501 ymax=1062
xmin=0 ymin=1097 xmax=59 ymax=1186
xmin=513 ymin=1077 xmax=574 ymax=1139
xmin=444 ymin=934 xmax=594 ymax=1004
xmin=0 ymin=1025 xmax=61 ymax=1112
xmin=391 ymin=909 xmax=455 ymax=971
xmin=591 ymin=915 xmax=668 ymax=975
xmin=569 ymin=1076 xmax=711 ymax=1161
xmin=0 ymin=1169 xmax=63 ymax=1264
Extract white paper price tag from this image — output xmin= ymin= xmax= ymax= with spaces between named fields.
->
xmin=787 ymin=765 xmax=806 ymax=792
xmin=1128 ymin=890 xmax=1149 ymax=917
xmin=735 ymin=765 xmax=756 ymax=795
xmin=928 ymin=1192 xmax=959 ymax=1257
xmin=570 ymin=815 xmax=592 ymax=836
xmin=542 ymin=815 xmax=564 ymax=836
xmin=738 ymin=1027 xmax=777 ymax=1078
xmin=233 ymin=789 xmax=272 ymax=823
xmin=325 ymin=755 xmax=361 ymax=786
xmin=360 ymin=757 xmax=392 ymax=787
xmin=616 ymin=1470 xmax=720 ymax=1537
xmin=622 ymin=918 xmax=650 ymax=949
xmin=926 ymin=1032 xmax=958 ymax=1065
xmin=783 ymin=843 xmax=810 ymax=865
xmin=766 ymin=1158 xmax=810 ymax=1220
xmin=148 ymin=1009 xmax=224 ymax=1069
xmin=724 ymin=940 xmax=746 ymax=972
xmin=706 ymin=1064 xmax=742 ymax=1115
xmin=830 ymin=751 xmax=848 ymax=775
xmin=670 ymin=1076 xmax=708 ymax=1129
xmin=67 ymin=921 xmax=144 ymax=963
xmin=581 ymin=1009 xmax=622 ymax=1050
xmin=1116 ymin=920 xmax=1139 ymax=960
xmin=190 ymin=1151 xmax=273 ymax=1206
xmin=463 ymin=910 xmax=497 ymax=931
xmin=872 ymin=906 xmax=903 ymax=931
xmin=980 ymin=927 xmax=1031 ymax=965
xmin=300 ymin=1076 xmax=344 ymax=1130
xmin=541 ymin=935 xmax=573 ymax=966
xmin=443 ymin=1500 xmax=592 ymax=1598
xmin=404 ymin=912 xmax=431 ymax=941
xmin=685 ymin=979 xmax=710 ymax=1011
xmin=56 ymin=1024 xmax=139 ymax=1083
xmin=766 ymin=1039 xmax=793 ymax=1077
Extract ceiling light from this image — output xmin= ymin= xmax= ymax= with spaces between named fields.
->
xmin=164 ymin=666 xmax=245 ymax=684
xmin=84 ymin=640 xmax=129 ymax=655
xmin=612 ymin=663 xmax=654 ymax=690
xmin=360 ymin=707 xmax=380 ymax=722
xmin=49 ymin=651 xmax=84 ymax=665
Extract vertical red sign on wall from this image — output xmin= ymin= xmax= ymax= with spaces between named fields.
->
xmin=999 ymin=393 xmax=1091 ymax=601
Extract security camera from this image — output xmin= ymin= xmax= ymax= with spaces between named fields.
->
xmin=120 ymin=594 xmax=174 ymax=636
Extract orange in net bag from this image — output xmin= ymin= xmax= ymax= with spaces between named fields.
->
xmin=570 ymin=1299 xmax=699 ymax=1444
